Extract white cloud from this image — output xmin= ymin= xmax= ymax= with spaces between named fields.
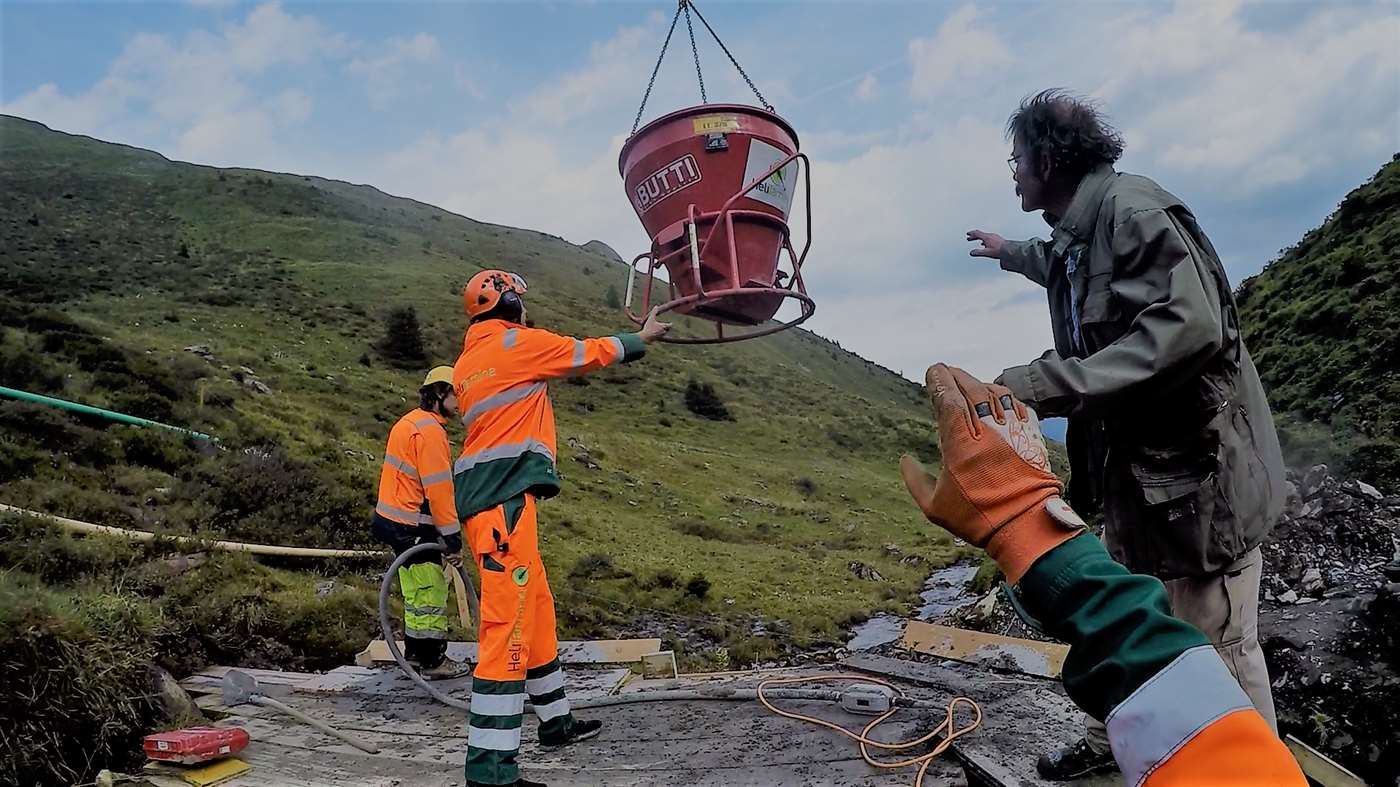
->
xmin=509 ymin=23 xmax=654 ymax=128
xmin=1065 ymin=1 xmax=1400 ymax=194
xmin=855 ymin=73 xmax=879 ymax=102
xmin=222 ymin=2 xmax=348 ymax=72
xmin=1 ymin=2 xmax=346 ymax=165
xmin=908 ymin=5 xmax=1012 ymax=100
xmin=346 ymin=33 xmax=441 ymax=109
xmin=5 ymin=0 xmax=1396 ymax=389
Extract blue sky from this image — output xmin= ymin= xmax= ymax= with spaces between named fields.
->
xmin=4 ymin=0 xmax=1398 ymax=387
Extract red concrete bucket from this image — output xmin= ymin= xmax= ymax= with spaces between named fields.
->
xmin=619 ymin=104 xmax=814 ymax=343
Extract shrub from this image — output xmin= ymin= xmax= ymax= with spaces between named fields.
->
xmin=685 ymin=573 xmax=711 ymax=599
xmin=378 ymin=306 xmax=427 ymax=367
xmin=0 ymin=575 xmax=164 ymax=787
xmin=569 ymin=553 xmax=623 ymax=580
xmin=684 ymin=379 xmax=732 ymax=421
xmin=604 ymin=284 xmax=622 ymax=309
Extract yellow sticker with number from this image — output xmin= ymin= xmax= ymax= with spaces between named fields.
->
xmin=693 ymin=115 xmax=741 ymax=134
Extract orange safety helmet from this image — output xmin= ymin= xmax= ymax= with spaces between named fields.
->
xmin=463 ymin=269 xmax=528 ymax=319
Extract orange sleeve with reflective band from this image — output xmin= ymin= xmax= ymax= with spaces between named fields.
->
xmin=513 ymin=327 xmax=624 ymax=381
xmin=1144 ymin=709 xmax=1304 ymax=786
xmin=414 ymin=421 xmax=460 ymax=534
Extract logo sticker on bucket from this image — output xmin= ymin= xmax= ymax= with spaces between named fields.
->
xmin=693 ymin=115 xmax=741 ymax=134
xmin=633 ymin=154 xmax=702 ymax=214
xmin=742 ymin=139 xmax=798 ymax=215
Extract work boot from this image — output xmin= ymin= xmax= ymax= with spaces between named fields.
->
xmin=1036 ymin=737 xmax=1118 ymax=780
xmin=539 ymin=718 xmax=603 ymax=750
xmin=418 ymin=658 xmax=471 ymax=681
xmin=466 ymin=779 xmax=546 ymax=787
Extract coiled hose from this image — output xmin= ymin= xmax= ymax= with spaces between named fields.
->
xmin=378 ymin=543 xmax=980 ymax=785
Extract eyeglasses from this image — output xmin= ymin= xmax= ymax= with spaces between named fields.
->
xmin=1007 ymin=154 xmax=1022 ymax=174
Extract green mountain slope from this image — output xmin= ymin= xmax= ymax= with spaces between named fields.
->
xmin=1236 ymin=155 xmax=1400 ymax=488
xmin=0 ymin=114 xmax=957 ymax=655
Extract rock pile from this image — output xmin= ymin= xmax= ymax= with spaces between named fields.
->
xmin=1259 ymin=464 xmax=1399 ymax=785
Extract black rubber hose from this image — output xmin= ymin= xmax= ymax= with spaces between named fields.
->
xmin=378 ymin=542 xmax=475 ymax=711
xmin=377 ymin=544 xmax=923 ymax=712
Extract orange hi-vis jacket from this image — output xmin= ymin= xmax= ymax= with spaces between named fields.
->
xmin=375 ymin=408 xmax=461 ymax=536
xmin=451 ymin=319 xmax=646 ymax=532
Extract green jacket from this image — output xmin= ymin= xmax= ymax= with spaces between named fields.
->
xmin=999 ymin=165 xmax=1285 ymax=578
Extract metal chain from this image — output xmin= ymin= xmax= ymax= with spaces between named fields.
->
xmin=688 ymin=0 xmax=773 ymax=111
xmin=683 ymin=2 xmax=707 ymax=104
xmin=631 ymin=3 xmax=686 ymax=134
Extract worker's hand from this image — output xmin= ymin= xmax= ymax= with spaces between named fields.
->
xmin=899 ymin=364 xmax=1084 ymax=583
xmin=441 ymin=531 xmax=464 ymax=567
xmin=966 ymin=230 xmax=1005 ymax=260
xmin=638 ymin=307 xmax=673 ymax=344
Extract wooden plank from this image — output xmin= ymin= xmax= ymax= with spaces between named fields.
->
xmin=218 ymin=736 xmax=463 ymax=786
xmin=354 ymin=638 xmax=661 ymax=667
xmin=195 ymin=692 xmax=271 ymax=718
xmin=143 ymin=758 xmax=250 ymax=786
xmin=296 ymin=664 xmax=628 ymax=700
xmin=640 ymin=651 xmax=678 ymax=680
xmin=899 ymin=621 xmax=1068 ymax=679
xmin=442 ymin=566 xmax=474 ymax=630
xmin=1285 ymin=734 xmax=1367 ymax=787
xmin=230 ymin=701 xmax=938 ymax=773
xmin=202 ymin=692 xmax=955 ymax=786
xmin=232 ymin=736 xmax=922 ymax=786
xmin=953 ymin=686 xmax=1117 ymax=787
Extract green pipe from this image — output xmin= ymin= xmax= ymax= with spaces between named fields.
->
xmin=0 ymin=386 xmax=214 ymax=441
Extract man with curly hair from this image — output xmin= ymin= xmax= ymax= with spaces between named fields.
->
xmin=967 ymin=90 xmax=1286 ymax=780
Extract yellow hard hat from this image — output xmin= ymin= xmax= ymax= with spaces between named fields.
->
xmin=421 ymin=366 xmax=454 ymax=388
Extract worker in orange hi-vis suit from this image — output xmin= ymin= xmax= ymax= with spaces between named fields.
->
xmin=371 ymin=365 xmax=470 ymax=680
xmin=451 ymin=270 xmax=670 ymax=787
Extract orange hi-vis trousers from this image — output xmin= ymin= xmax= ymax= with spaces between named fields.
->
xmin=464 ymin=494 xmax=579 ymax=785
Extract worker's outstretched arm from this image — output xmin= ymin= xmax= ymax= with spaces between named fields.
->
xmin=512 ymin=309 xmax=669 ymax=381
xmin=999 ymin=209 xmax=1226 ymax=418
xmin=999 ymin=237 xmax=1055 ymax=287
xmin=899 ymin=364 xmax=1303 ymax=787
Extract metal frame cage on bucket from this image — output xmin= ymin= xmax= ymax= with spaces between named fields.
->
xmin=619 ymin=104 xmax=815 ymax=344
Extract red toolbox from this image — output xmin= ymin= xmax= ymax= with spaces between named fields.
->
xmin=143 ymin=727 xmax=249 ymax=765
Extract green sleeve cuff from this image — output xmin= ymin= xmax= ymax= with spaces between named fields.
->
xmin=616 ymin=332 xmax=647 ymax=363
xmin=1019 ymin=533 xmax=1210 ymax=720
xmin=999 ymin=364 xmax=1038 ymax=408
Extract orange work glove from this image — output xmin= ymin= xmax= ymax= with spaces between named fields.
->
xmin=900 ymin=364 xmax=1085 ymax=584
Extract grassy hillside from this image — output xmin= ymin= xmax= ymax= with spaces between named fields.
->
xmin=1236 ymin=155 xmax=1400 ymax=489
xmin=0 ymin=113 xmax=962 ymax=650
xmin=1 ymin=113 xmax=978 ymax=782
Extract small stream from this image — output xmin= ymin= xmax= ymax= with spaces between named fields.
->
xmin=846 ymin=561 xmax=979 ymax=651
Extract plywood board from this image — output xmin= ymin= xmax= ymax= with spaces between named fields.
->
xmin=354 ymin=638 xmax=661 ymax=667
xmin=899 ymin=621 xmax=1068 ymax=679
xmin=954 ymin=686 xmax=1118 ymax=787
xmin=296 ymin=664 xmax=628 ymax=701
xmin=1285 ymin=734 xmax=1367 ymax=787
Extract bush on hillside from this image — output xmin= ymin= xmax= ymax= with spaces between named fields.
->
xmin=0 ymin=575 xmax=165 ymax=787
xmin=183 ymin=448 xmax=370 ymax=548
xmin=684 ymin=379 xmax=733 ymax=421
xmin=378 ymin=305 xmax=427 ymax=367
xmin=0 ymin=515 xmax=384 ymax=786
